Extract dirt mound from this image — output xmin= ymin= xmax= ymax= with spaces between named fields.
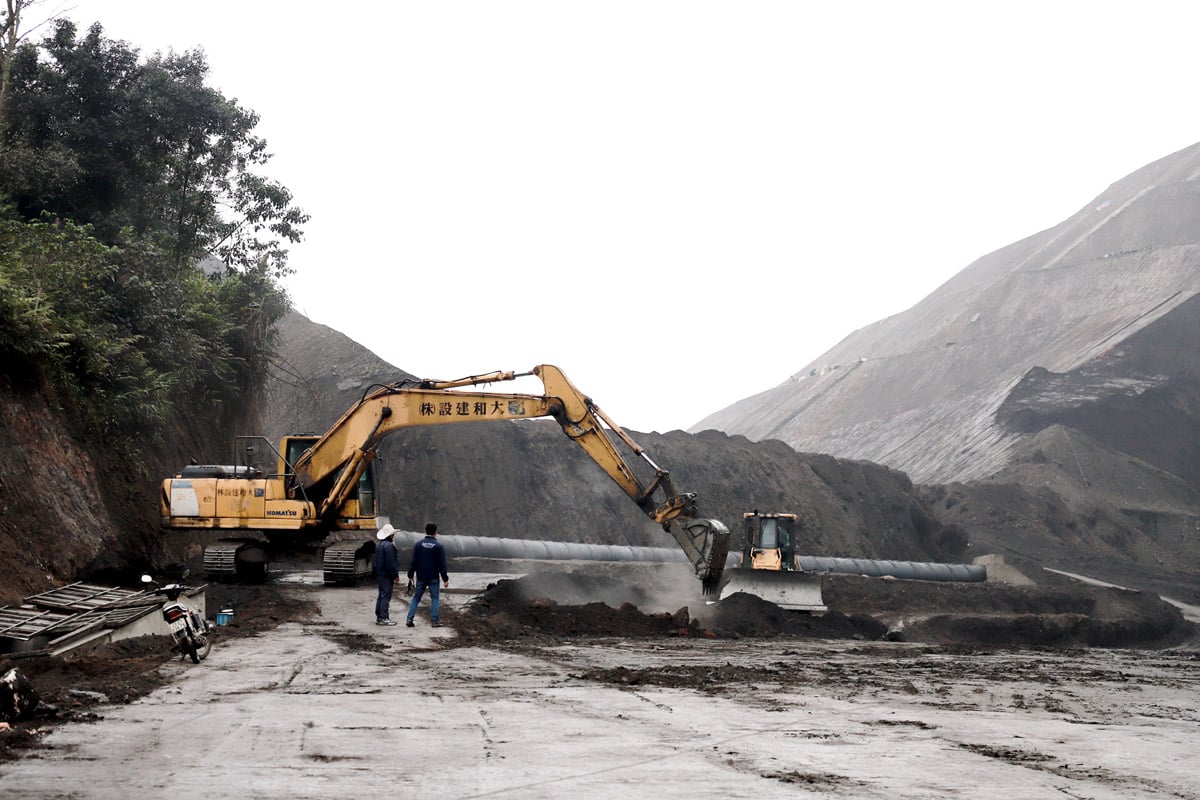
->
xmin=691 ymin=592 xmax=887 ymax=640
xmin=820 ymin=574 xmax=1194 ymax=648
xmin=453 ymin=573 xmax=680 ymax=641
xmin=453 ymin=570 xmax=1195 ymax=650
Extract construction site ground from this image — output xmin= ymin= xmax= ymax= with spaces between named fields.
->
xmin=1 ymin=563 xmax=1199 ymax=798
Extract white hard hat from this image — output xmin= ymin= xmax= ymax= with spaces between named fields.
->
xmin=376 ymin=524 xmax=396 ymax=541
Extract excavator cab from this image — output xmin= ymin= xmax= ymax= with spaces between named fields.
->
xmin=277 ymin=434 xmax=377 ymax=521
xmin=280 ymin=435 xmax=319 ymax=477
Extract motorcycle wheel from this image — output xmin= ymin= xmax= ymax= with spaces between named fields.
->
xmin=194 ymin=630 xmax=212 ymax=661
xmin=183 ymin=636 xmax=199 ymax=664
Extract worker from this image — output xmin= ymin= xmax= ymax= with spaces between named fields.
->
xmin=373 ymin=524 xmax=400 ymax=626
xmin=405 ymin=522 xmax=450 ymax=628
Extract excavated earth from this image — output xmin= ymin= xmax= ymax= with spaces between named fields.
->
xmin=3 ymin=560 xmax=1194 ymax=765
xmin=452 ymin=567 xmax=1194 ymax=651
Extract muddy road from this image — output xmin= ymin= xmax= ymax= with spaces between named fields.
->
xmin=2 ymin=572 xmax=1198 ymax=799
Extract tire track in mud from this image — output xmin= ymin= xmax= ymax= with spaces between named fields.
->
xmin=477 ymin=708 xmax=501 ymax=764
xmin=954 ymin=741 xmax=1200 ymax=800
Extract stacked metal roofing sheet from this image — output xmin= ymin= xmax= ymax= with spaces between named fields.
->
xmin=0 ymin=582 xmax=161 ymax=655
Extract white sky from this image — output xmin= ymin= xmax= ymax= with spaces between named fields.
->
xmin=49 ymin=1 xmax=1200 ymax=432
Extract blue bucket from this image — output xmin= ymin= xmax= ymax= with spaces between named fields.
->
xmin=216 ymin=609 xmax=233 ymax=626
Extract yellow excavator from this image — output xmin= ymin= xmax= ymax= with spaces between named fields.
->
xmin=160 ymin=365 xmax=730 ymax=594
xmin=718 ymin=511 xmax=826 ymax=611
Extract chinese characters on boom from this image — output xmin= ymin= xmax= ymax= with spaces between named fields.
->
xmin=419 ymin=399 xmax=527 ymax=417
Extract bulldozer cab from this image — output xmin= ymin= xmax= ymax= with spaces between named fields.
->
xmin=720 ymin=511 xmax=825 ymax=611
xmin=743 ymin=512 xmax=799 ymax=572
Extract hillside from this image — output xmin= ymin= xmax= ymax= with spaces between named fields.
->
xmin=692 ymin=142 xmax=1200 ymax=601
xmin=695 ymin=143 xmax=1200 ymax=484
xmin=256 ymin=310 xmax=1197 ymax=602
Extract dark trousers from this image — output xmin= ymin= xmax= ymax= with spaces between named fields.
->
xmin=375 ymin=575 xmax=395 ymax=621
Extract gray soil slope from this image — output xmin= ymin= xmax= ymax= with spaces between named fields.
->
xmin=690 ymin=142 xmax=1200 ymax=602
xmin=694 ymin=142 xmax=1200 ymax=490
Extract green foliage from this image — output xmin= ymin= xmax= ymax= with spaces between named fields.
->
xmin=0 ymin=19 xmax=300 ymax=456
xmin=1 ymin=19 xmax=308 ymax=277
xmin=0 ymin=217 xmax=290 ymax=450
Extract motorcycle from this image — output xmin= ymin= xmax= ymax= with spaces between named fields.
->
xmin=140 ymin=574 xmax=212 ymax=664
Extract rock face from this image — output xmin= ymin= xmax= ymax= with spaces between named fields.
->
xmin=0 ymin=371 xmax=243 ymax=606
xmin=0 ymin=389 xmax=118 ymax=604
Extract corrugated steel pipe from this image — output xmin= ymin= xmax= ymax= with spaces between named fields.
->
xmin=391 ymin=529 xmax=985 ymax=581
xmin=392 ymin=529 xmax=683 ymax=564
xmin=796 ymin=556 xmax=986 ymax=582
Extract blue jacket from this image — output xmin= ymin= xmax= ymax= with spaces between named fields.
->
xmin=408 ymin=535 xmax=448 ymax=582
xmin=374 ymin=539 xmax=400 ymax=579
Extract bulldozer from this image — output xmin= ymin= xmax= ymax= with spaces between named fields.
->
xmin=160 ymin=365 xmax=730 ymax=595
xmin=717 ymin=511 xmax=826 ymax=611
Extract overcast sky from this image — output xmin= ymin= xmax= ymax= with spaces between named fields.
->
xmin=52 ymin=1 xmax=1200 ymax=432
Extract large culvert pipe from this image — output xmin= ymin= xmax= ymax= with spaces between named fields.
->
xmin=795 ymin=556 xmax=985 ymax=582
xmin=391 ymin=529 xmax=985 ymax=581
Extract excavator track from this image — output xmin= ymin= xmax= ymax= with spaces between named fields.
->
xmin=203 ymin=539 xmax=269 ymax=583
xmin=322 ymin=539 xmax=377 ymax=586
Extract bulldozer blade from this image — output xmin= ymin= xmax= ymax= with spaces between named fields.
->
xmin=718 ymin=568 xmax=827 ymax=612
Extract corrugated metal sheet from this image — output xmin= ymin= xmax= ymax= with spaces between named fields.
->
xmin=0 ymin=607 xmax=77 ymax=642
xmin=0 ymin=582 xmax=162 ymax=652
xmin=23 ymin=582 xmax=152 ymax=612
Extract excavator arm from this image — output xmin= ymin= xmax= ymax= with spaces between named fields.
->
xmin=531 ymin=366 xmax=731 ymax=592
xmin=290 ymin=365 xmax=730 ymax=593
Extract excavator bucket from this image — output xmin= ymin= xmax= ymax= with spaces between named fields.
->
xmin=718 ymin=566 xmax=827 ymax=612
xmin=665 ymin=517 xmax=731 ymax=596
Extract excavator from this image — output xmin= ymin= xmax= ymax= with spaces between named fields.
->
xmin=718 ymin=511 xmax=826 ymax=611
xmin=160 ymin=365 xmax=731 ymax=595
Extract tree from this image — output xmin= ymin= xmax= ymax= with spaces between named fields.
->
xmin=0 ymin=0 xmax=58 ymax=137
xmin=1 ymin=19 xmax=308 ymax=276
xmin=1 ymin=0 xmax=30 ymax=135
xmin=0 ymin=18 xmax=301 ymax=448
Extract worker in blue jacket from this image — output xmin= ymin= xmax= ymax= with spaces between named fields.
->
xmin=406 ymin=522 xmax=450 ymax=628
